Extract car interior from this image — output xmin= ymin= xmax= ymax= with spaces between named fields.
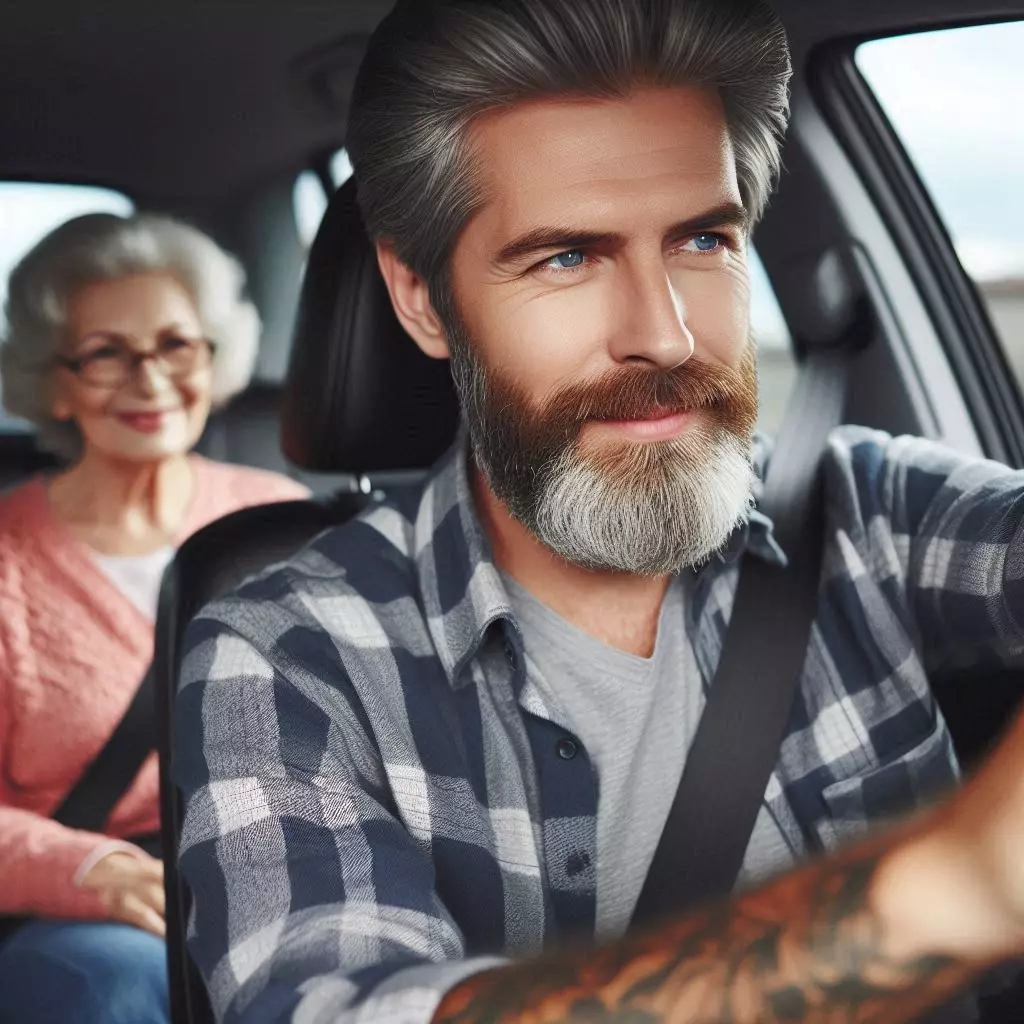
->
xmin=2 ymin=0 xmax=1024 ymax=1021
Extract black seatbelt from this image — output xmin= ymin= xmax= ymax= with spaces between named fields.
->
xmin=632 ymin=350 xmax=848 ymax=927
xmin=51 ymin=663 xmax=157 ymax=834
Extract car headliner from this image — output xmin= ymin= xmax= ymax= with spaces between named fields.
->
xmin=0 ymin=0 xmax=1020 ymax=203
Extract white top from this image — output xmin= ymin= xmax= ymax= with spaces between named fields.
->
xmin=91 ymin=546 xmax=175 ymax=621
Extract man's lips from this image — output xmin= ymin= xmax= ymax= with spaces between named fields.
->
xmin=588 ymin=409 xmax=694 ymax=442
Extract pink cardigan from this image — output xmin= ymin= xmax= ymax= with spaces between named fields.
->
xmin=0 ymin=456 xmax=308 ymax=919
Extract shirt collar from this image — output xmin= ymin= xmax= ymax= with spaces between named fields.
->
xmin=716 ymin=506 xmax=787 ymax=568
xmin=714 ymin=433 xmax=788 ymax=569
xmin=414 ymin=427 xmax=516 ymax=688
xmin=413 ymin=428 xmax=785 ymax=688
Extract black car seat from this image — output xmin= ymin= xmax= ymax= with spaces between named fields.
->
xmin=194 ymin=381 xmax=294 ymax=477
xmin=0 ymin=430 xmax=62 ymax=492
xmin=154 ymin=175 xmax=459 ymax=1024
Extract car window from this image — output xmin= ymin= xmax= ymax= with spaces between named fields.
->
xmin=293 ymin=149 xmax=795 ymax=435
xmin=750 ymin=248 xmax=795 ymax=436
xmin=0 ymin=181 xmax=134 ymax=430
xmin=292 ymin=148 xmax=356 ymax=249
xmin=857 ymin=23 xmax=1024 ymax=391
xmin=330 ymin=148 xmax=353 ymax=187
xmin=0 ymin=182 xmax=134 ymax=315
xmin=293 ymin=169 xmax=328 ymax=249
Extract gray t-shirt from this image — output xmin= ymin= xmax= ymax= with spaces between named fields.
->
xmin=502 ymin=572 xmax=796 ymax=940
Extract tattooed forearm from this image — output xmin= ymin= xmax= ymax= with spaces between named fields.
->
xmin=433 ymin=840 xmax=976 ymax=1024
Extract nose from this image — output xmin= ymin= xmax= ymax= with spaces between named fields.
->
xmin=609 ymin=258 xmax=695 ymax=370
xmin=132 ymin=356 xmax=173 ymax=397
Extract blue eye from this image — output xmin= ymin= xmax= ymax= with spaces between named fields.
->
xmin=691 ymin=233 xmax=723 ymax=252
xmin=548 ymin=250 xmax=586 ymax=269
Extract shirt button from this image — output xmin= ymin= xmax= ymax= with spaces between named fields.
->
xmin=503 ymin=641 xmax=518 ymax=670
xmin=565 ymin=851 xmax=591 ymax=877
xmin=556 ymin=737 xmax=578 ymax=760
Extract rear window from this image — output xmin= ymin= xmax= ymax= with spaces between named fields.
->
xmin=0 ymin=182 xmax=134 ymax=429
xmin=292 ymin=148 xmax=353 ymax=249
xmin=293 ymin=170 xmax=328 ymax=250
xmin=0 ymin=182 xmax=134 ymax=314
xmin=330 ymin=148 xmax=353 ymax=188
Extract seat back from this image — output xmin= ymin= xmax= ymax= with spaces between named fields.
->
xmin=0 ymin=430 xmax=62 ymax=491
xmin=195 ymin=382 xmax=292 ymax=475
xmin=156 ymin=494 xmax=368 ymax=1024
xmin=280 ymin=176 xmax=459 ymax=474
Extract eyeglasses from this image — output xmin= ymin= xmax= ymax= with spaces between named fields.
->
xmin=57 ymin=334 xmax=215 ymax=388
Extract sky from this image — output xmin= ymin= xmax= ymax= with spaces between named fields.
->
xmin=0 ymin=20 xmax=1022 ymax=348
xmin=857 ymin=20 xmax=1024 ymax=282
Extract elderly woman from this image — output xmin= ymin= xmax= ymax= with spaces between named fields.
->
xmin=0 ymin=213 xmax=308 ymax=1024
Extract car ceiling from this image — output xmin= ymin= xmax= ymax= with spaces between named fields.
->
xmin=0 ymin=0 xmax=1021 ymax=204
xmin=0 ymin=1 xmax=386 ymax=201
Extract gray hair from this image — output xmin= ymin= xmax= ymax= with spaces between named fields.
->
xmin=347 ymin=0 xmax=792 ymax=322
xmin=1 ymin=212 xmax=260 ymax=458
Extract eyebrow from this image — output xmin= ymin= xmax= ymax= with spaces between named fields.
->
xmin=67 ymin=331 xmax=128 ymax=354
xmin=494 ymin=201 xmax=749 ymax=268
xmin=73 ymin=323 xmax=192 ymax=348
xmin=77 ymin=331 xmax=126 ymax=343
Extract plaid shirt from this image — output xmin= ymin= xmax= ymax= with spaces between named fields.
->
xmin=175 ymin=425 xmax=1024 ymax=1023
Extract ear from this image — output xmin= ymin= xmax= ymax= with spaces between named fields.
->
xmin=375 ymin=243 xmax=450 ymax=359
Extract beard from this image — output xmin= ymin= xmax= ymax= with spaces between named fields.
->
xmin=447 ymin=318 xmax=760 ymax=576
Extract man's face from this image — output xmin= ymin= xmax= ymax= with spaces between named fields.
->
xmin=446 ymin=86 xmax=759 ymax=574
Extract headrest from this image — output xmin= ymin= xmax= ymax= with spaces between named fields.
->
xmin=281 ymin=176 xmax=460 ymax=474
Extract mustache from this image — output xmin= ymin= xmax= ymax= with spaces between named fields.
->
xmin=541 ymin=356 xmax=758 ymax=429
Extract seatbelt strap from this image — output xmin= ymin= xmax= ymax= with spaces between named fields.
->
xmin=631 ymin=350 xmax=848 ymax=927
xmin=50 ymin=663 xmax=156 ymax=834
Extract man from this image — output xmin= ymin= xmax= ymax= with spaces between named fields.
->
xmin=175 ymin=1 xmax=1024 ymax=1021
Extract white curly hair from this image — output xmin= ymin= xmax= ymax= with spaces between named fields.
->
xmin=0 ymin=212 xmax=260 ymax=458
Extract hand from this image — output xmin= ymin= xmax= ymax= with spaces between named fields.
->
xmin=925 ymin=705 xmax=1024 ymax=959
xmin=963 ymin=706 xmax=1024 ymax=926
xmin=81 ymin=849 xmax=166 ymax=938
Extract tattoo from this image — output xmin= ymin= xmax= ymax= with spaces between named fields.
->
xmin=433 ymin=844 xmax=970 ymax=1024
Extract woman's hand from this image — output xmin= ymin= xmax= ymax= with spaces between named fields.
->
xmin=81 ymin=849 xmax=166 ymax=937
